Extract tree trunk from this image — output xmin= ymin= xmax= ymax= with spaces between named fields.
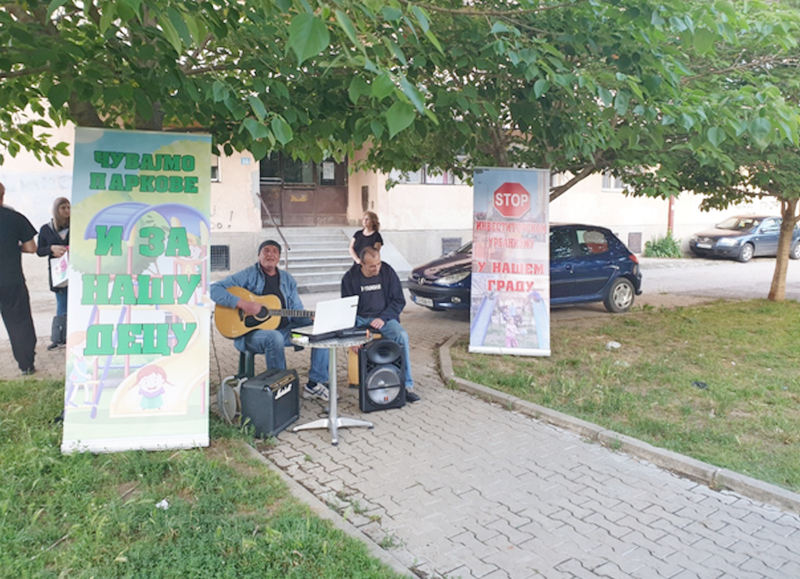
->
xmin=767 ymin=198 xmax=799 ymax=301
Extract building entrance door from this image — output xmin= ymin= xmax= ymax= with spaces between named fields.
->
xmin=259 ymin=154 xmax=347 ymax=226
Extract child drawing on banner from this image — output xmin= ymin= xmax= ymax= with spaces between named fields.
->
xmin=136 ymin=365 xmax=173 ymax=411
xmin=65 ymin=331 xmax=92 ymax=408
xmin=505 ymin=316 xmax=520 ymax=348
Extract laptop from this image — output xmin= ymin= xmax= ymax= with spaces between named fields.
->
xmin=293 ymin=295 xmax=360 ymax=338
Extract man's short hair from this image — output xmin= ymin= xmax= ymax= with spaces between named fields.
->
xmin=258 ymin=240 xmax=282 ymax=254
xmin=360 ymin=246 xmax=380 ymax=261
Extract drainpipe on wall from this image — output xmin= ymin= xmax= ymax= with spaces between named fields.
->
xmin=667 ymin=195 xmax=675 ymax=235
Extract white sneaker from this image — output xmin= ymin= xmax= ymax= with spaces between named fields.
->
xmin=303 ymin=382 xmax=330 ymax=401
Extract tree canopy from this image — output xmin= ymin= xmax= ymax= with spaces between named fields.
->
xmin=3 ymin=0 xmax=798 ymax=177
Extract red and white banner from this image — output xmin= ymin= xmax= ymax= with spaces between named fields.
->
xmin=470 ymin=168 xmax=550 ymax=356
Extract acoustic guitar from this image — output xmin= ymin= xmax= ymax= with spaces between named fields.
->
xmin=214 ymin=286 xmax=313 ymax=338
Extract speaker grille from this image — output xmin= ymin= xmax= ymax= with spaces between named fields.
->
xmin=365 ymin=365 xmax=402 ymax=404
xmin=359 ymin=338 xmax=406 ymax=412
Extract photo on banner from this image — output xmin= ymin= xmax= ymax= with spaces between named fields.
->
xmin=469 ymin=168 xmax=550 ymax=356
xmin=61 ymin=127 xmax=212 ymax=454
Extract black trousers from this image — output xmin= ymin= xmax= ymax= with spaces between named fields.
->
xmin=0 ymin=282 xmax=37 ymax=371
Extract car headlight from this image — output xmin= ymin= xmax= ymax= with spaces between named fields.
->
xmin=716 ymin=238 xmax=740 ymax=247
xmin=434 ymin=272 xmax=470 ymax=286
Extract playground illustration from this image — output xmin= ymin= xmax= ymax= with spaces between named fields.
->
xmin=63 ymin=201 xmax=210 ymax=423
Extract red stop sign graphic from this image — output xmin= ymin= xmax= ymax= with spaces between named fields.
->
xmin=493 ymin=182 xmax=531 ymax=218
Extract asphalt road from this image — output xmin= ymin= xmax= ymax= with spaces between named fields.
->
xmin=3 ymin=253 xmax=798 ymax=343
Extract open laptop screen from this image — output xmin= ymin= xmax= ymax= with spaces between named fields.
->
xmin=293 ymin=295 xmax=359 ymax=336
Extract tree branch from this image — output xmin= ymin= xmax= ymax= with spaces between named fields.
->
xmin=395 ymin=0 xmax=587 ymax=18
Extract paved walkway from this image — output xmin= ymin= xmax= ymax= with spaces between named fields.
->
xmin=3 ymin=291 xmax=800 ymax=579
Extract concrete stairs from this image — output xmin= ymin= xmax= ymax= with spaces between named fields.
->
xmin=278 ymin=228 xmax=353 ymax=293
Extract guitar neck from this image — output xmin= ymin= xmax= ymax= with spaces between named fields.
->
xmin=274 ymin=308 xmax=314 ymax=319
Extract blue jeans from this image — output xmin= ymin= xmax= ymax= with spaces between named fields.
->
xmin=55 ymin=288 xmax=68 ymax=317
xmin=356 ymin=316 xmax=414 ymax=388
xmin=240 ymin=326 xmax=329 ymax=384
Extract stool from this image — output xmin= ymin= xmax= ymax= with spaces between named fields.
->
xmin=348 ymin=332 xmax=381 ymax=388
xmin=218 ymin=351 xmax=257 ymax=424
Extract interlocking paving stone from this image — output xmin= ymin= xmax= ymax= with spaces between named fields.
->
xmin=9 ymin=291 xmax=800 ymax=579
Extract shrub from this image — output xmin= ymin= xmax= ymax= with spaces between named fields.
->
xmin=644 ymin=231 xmax=682 ymax=258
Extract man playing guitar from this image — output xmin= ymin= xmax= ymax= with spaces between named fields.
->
xmin=210 ymin=240 xmax=330 ymax=401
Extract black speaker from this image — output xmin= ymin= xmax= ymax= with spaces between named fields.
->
xmin=359 ymin=339 xmax=406 ymax=412
xmin=239 ymin=369 xmax=300 ymax=437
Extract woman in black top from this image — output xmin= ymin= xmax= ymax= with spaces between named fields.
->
xmin=349 ymin=211 xmax=383 ymax=264
xmin=37 ymin=197 xmax=70 ymax=349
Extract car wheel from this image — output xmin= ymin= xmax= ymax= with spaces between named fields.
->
xmin=603 ymin=278 xmax=635 ymax=313
xmin=790 ymin=242 xmax=800 ymax=260
xmin=737 ymin=243 xmax=754 ymax=263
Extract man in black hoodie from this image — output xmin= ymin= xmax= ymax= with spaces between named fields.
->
xmin=341 ymin=246 xmax=418 ymax=402
xmin=0 ymin=182 xmax=38 ymax=375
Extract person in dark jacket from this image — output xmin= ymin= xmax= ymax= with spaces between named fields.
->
xmin=0 ymin=182 xmax=38 ymax=375
xmin=348 ymin=211 xmax=383 ymax=265
xmin=341 ymin=246 xmax=418 ymax=402
xmin=37 ymin=197 xmax=70 ymax=350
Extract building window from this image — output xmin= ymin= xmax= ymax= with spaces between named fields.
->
xmin=210 ymin=245 xmax=230 ymax=271
xmin=602 ymin=172 xmax=625 ymax=190
xmin=388 ymin=166 xmax=464 ymax=185
xmin=259 ymin=153 xmax=347 ymax=186
xmin=211 ymin=155 xmax=220 ymax=182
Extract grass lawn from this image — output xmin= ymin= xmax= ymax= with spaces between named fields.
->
xmin=0 ymin=379 xmax=404 ymax=579
xmin=450 ymin=299 xmax=800 ymax=492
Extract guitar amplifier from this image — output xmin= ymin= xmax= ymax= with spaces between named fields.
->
xmin=239 ymin=369 xmax=300 ymax=438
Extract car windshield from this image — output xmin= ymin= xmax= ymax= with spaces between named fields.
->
xmin=717 ymin=217 xmax=761 ymax=231
xmin=458 ymin=241 xmax=473 ymax=254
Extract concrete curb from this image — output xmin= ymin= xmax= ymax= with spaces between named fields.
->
xmin=240 ymin=444 xmax=414 ymax=578
xmin=439 ymin=334 xmax=800 ymax=515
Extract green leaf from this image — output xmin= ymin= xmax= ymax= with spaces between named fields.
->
xmin=158 ymin=17 xmax=182 ymax=53
xmin=399 ymin=77 xmax=424 ymax=113
xmin=348 ymin=76 xmax=370 ymax=104
xmin=46 ymin=0 xmax=69 ymax=20
xmin=47 ymin=84 xmax=70 ymax=111
xmin=614 ymin=91 xmax=630 ymax=115
xmin=693 ymin=29 xmax=716 ymax=55
xmin=749 ymin=118 xmax=772 ymax=142
xmin=598 ymin=87 xmax=613 ymax=106
xmin=707 ymin=127 xmax=726 ymax=147
xmin=386 ymin=101 xmax=415 ymax=138
xmin=386 ymin=39 xmax=408 ymax=66
xmin=243 ymin=118 xmax=270 ymax=140
xmin=167 ymin=7 xmax=193 ymax=48
xmin=212 ymin=81 xmax=229 ymax=103
xmin=533 ymin=79 xmax=549 ymax=99
xmin=369 ymin=120 xmax=384 ymax=139
xmin=271 ymin=81 xmax=290 ymax=101
xmin=410 ymin=6 xmax=430 ymax=33
xmin=121 ymin=0 xmax=142 ymax=13
xmin=288 ymin=14 xmax=330 ymax=65
xmin=334 ymin=9 xmax=359 ymax=47
xmin=381 ymin=6 xmax=402 ymax=21
xmin=248 ymin=96 xmax=267 ymax=121
xmin=99 ymin=3 xmax=116 ymax=34
xmin=490 ymin=22 xmax=513 ymax=34
xmin=371 ymin=74 xmax=395 ymax=100
xmin=424 ymin=29 xmax=444 ymax=55
xmin=271 ymin=117 xmax=294 ymax=145
xmin=250 ymin=140 xmax=268 ymax=161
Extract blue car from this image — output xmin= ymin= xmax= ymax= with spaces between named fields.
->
xmin=408 ymin=223 xmax=643 ymax=313
xmin=689 ymin=215 xmax=800 ymax=263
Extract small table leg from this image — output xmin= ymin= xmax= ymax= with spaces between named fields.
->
xmin=293 ymin=344 xmax=373 ymax=445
